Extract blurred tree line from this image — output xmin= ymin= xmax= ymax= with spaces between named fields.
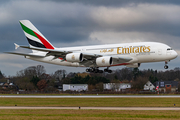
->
xmin=0 ymin=65 xmax=180 ymax=91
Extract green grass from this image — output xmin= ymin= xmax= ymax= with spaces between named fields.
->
xmin=0 ymin=109 xmax=179 ymax=120
xmin=0 ymin=98 xmax=179 ymax=119
xmin=0 ymin=98 xmax=179 ymax=107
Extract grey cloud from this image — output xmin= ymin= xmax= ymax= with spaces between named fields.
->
xmin=49 ymin=0 xmax=180 ymax=7
xmin=0 ymin=1 xmax=96 ymax=49
xmin=90 ymin=4 xmax=180 ymax=30
xmin=2 ymin=1 xmax=179 ymax=46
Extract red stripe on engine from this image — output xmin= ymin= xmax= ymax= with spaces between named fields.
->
xmin=34 ymin=31 xmax=54 ymax=49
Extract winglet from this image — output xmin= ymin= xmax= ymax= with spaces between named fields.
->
xmin=14 ymin=43 xmax=19 ymax=49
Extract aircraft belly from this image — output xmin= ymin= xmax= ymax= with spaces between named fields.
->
xmin=135 ymin=51 xmax=158 ymax=63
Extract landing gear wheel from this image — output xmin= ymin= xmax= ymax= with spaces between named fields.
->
xmin=98 ymin=70 xmax=103 ymax=73
xmin=95 ymin=69 xmax=99 ymax=73
xmin=86 ymin=69 xmax=90 ymax=72
xmin=108 ymin=70 xmax=112 ymax=73
xmin=164 ymin=65 xmax=168 ymax=69
xmin=104 ymin=68 xmax=112 ymax=73
xmin=86 ymin=68 xmax=104 ymax=73
xmin=104 ymin=69 xmax=108 ymax=72
xmin=90 ymin=68 xmax=95 ymax=72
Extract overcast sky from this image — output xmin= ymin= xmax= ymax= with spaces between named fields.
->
xmin=0 ymin=0 xmax=180 ymax=76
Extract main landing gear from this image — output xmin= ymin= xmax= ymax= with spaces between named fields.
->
xmin=86 ymin=67 xmax=112 ymax=73
xmin=104 ymin=68 xmax=112 ymax=73
xmin=164 ymin=61 xmax=169 ymax=69
xmin=86 ymin=68 xmax=103 ymax=73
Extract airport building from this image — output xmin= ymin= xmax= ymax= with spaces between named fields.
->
xmin=155 ymin=81 xmax=178 ymax=92
xmin=63 ymin=84 xmax=88 ymax=92
xmin=103 ymin=83 xmax=131 ymax=91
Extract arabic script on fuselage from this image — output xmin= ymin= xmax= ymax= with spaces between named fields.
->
xmin=100 ymin=48 xmax=114 ymax=53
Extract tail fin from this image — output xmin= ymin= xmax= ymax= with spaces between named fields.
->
xmin=19 ymin=20 xmax=54 ymax=51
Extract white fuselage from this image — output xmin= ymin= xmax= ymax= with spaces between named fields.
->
xmin=26 ymin=42 xmax=178 ymax=68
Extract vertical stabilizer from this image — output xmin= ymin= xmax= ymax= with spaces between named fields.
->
xmin=19 ymin=20 xmax=54 ymax=53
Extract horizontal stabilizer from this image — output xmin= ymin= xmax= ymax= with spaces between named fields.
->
xmin=14 ymin=43 xmax=19 ymax=49
xmin=5 ymin=52 xmax=45 ymax=58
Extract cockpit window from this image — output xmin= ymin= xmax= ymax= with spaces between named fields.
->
xmin=167 ymin=48 xmax=172 ymax=50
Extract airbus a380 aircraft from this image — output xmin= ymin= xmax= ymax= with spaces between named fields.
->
xmin=6 ymin=20 xmax=178 ymax=73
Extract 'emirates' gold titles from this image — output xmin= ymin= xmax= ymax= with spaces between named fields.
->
xmin=117 ymin=46 xmax=150 ymax=54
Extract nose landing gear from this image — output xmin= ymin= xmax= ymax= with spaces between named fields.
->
xmin=164 ymin=61 xmax=169 ymax=69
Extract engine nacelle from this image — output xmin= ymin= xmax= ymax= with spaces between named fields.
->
xmin=96 ymin=56 xmax=112 ymax=67
xmin=66 ymin=53 xmax=83 ymax=62
xmin=126 ymin=63 xmax=141 ymax=68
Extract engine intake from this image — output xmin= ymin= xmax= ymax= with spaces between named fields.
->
xmin=96 ymin=56 xmax=112 ymax=67
xmin=66 ymin=53 xmax=83 ymax=62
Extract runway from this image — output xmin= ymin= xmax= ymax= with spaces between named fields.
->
xmin=1 ymin=95 xmax=180 ymax=98
xmin=0 ymin=106 xmax=180 ymax=110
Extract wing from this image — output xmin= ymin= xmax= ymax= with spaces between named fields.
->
xmin=8 ymin=44 xmax=133 ymax=67
xmin=16 ymin=44 xmax=102 ymax=59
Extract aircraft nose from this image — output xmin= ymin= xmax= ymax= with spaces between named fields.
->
xmin=172 ymin=50 xmax=178 ymax=58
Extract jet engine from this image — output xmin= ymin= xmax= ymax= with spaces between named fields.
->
xmin=96 ymin=56 xmax=112 ymax=67
xmin=126 ymin=63 xmax=141 ymax=68
xmin=66 ymin=53 xmax=83 ymax=62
